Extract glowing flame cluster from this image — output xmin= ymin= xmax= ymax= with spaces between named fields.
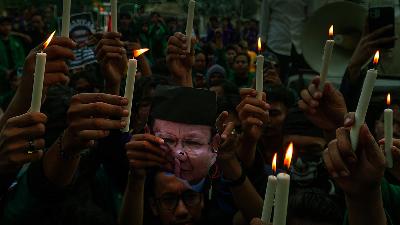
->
xmin=258 ymin=37 xmax=262 ymax=52
xmin=373 ymin=50 xmax=380 ymax=65
xmin=387 ymin=93 xmax=391 ymax=106
xmin=43 ymin=31 xmax=56 ymax=49
xmin=272 ymin=153 xmax=277 ymax=174
xmin=133 ymin=48 xmax=149 ymax=58
xmin=329 ymin=25 xmax=334 ymax=39
xmin=284 ymin=142 xmax=293 ymax=169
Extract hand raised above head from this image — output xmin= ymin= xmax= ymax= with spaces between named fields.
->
xmin=0 ymin=112 xmax=47 ymax=174
xmin=298 ymin=76 xmax=347 ymax=131
xmin=62 ymin=93 xmax=129 ymax=155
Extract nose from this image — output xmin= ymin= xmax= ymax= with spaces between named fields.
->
xmin=174 ymin=199 xmax=190 ymax=219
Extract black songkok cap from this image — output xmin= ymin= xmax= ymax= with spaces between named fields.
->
xmin=150 ymin=86 xmax=217 ymax=127
xmin=283 ymin=107 xmax=324 ymax=138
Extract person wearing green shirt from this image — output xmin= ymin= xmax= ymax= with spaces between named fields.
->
xmin=229 ymin=53 xmax=255 ymax=88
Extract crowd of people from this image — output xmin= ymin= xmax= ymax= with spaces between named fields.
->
xmin=0 ymin=2 xmax=400 ymax=225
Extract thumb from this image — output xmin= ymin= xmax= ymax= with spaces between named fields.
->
xmin=359 ymin=124 xmax=384 ymax=163
xmin=323 ymin=82 xmax=339 ymax=101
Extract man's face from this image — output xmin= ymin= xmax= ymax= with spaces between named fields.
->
xmin=152 ymin=172 xmax=204 ymax=225
xmin=375 ymin=104 xmax=400 ymax=140
xmin=0 ymin=22 xmax=12 ymax=37
xmin=194 ymin=53 xmax=206 ymax=72
xmin=31 ymin=15 xmax=44 ymax=30
xmin=226 ymin=49 xmax=237 ymax=65
xmin=153 ymin=119 xmax=216 ymax=183
xmin=233 ymin=55 xmax=249 ymax=76
xmin=209 ymin=73 xmax=224 ymax=86
xmin=283 ymin=135 xmax=326 ymax=186
xmin=264 ymin=101 xmax=287 ymax=137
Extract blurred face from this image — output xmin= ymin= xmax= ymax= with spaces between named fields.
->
xmin=120 ymin=16 xmax=131 ymax=28
xmin=195 ymin=75 xmax=206 ymax=88
xmin=264 ymin=101 xmax=287 ymax=137
xmin=152 ymin=172 xmax=204 ymax=225
xmin=375 ymin=104 xmax=400 ymax=140
xmin=209 ymin=73 xmax=224 ymax=86
xmin=153 ymin=119 xmax=217 ymax=183
xmin=194 ymin=53 xmax=206 ymax=72
xmin=31 ymin=15 xmax=44 ymax=30
xmin=233 ymin=55 xmax=249 ymax=76
xmin=226 ymin=49 xmax=237 ymax=65
xmin=0 ymin=22 xmax=12 ymax=37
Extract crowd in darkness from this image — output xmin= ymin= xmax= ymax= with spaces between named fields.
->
xmin=0 ymin=2 xmax=400 ymax=225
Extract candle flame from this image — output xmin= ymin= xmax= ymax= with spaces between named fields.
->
xmin=272 ymin=153 xmax=277 ymax=174
xmin=284 ymin=142 xmax=294 ymax=169
xmin=43 ymin=31 xmax=56 ymax=49
xmin=373 ymin=50 xmax=380 ymax=65
xmin=329 ymin=25 xmax=334 ymax=39
xmin=258 ymin=37 xmax=262 ymax=52
xmin=387 ymin=93 xmax=391 ymax=106
xmin=133 ymin=48 xmax=149 ymax=58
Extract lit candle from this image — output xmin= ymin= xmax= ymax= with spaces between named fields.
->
xmin=256 ymin=37 xmax=264 ymax=100
xmin=350 ymin=51 xmax=380 ymax=151
xmin=319 ymin=25 xmax=335 ymax=89
xmin=61 ymin=0 xmax=71 ymax=37
xmin=121 ymin=48 xmax=149 ymax=132
xmin=385 ymin=93 xmax=393 ymax=168
xmin=111 ymin=0 xmax=118 ymax=32
xmin=261 ymin=153 xmax=277 ymax=224
xmin=30 ymin=31 xmax=56 ymax=112
xmin=273 ymin=142 xmax=293 ymax=225
xmin=185 ymin=0 xmax=195 ymax=53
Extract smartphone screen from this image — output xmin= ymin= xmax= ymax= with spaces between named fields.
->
xmin=368 ymin=6 xmax=395 ymax=49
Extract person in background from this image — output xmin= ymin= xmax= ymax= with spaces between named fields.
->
xmin=206 ymin=64 xmax=226 ymax=87
xmin=43 ymin=6 xmax=57 ymax=32
xmin=229 ymin=53 xmax=254 ymax=88
xmin=0 ymin=16 xmax=25 ymax=110
xmin=25 ymin=13 xmax=46 ymax=50
xmin=193 ymin=51 xmax=208 ymax=77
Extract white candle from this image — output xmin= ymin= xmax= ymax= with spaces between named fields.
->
xmin=385 ymin=107 xmax=394 ymax=168
xmin=111 ymin=0 xmax=118 ymax=32
xmin=61 ymin=0 xmax=71 ymax=37
xmin=319 ymin=25 xmax=334 ymax=89
xmin=185 ymin=0 xmax=195 ymax=53
xmin=272 ymin=173 xmax=290 ymax=225
xmin=350 ymin=69 xmax=377 ymax=151
xmin=121 ymin=58 xmax=137 ymax=132
xmin=30 ymin=52 xmax=47 ymax=112
xmin=261 ymin=175 xmax=277 ymax=224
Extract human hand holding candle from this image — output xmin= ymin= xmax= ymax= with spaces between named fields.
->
xmin=256 ymin=38 xmax=264 ymax=100
xmin=121 ymin=49 xmax=149 ymax=133
xmin=384 ymin=93 xmax=394 ymax=168
xmin=350 ymin=51 xmax=379 ymax=151
xmin=261 ymin=153 xmax=277 ymax=224
xmin=319 ymin=25 xmax=335 ymax=89
xmin=272 ymin=143 xmax=293 ymax=225
xmin=30 ymin=31 xmax=56 ymax=112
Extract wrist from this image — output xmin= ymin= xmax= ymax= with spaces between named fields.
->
xmin=220 ymin=159 xmax=242 ymax=180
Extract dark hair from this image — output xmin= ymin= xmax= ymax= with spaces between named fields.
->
xmin=217 ymin=94 xmax=241 ymax=115
xmin=264 ymin=84 xmax=296 ymax=108
xmin=234 ymin=53 xmax=250 ymax=65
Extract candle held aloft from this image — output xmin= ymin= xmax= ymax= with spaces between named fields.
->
xmin=256 ymin=38 xmax=264 ymax=100
xmin=111 ymin=0 xmax=118 ymax=32
xmin=319 ymin=25 xmax=334 ymax=89
xmin=261 ymin=153 xmax=277 ymax=224
xmin=61 ymin=0 xmax=71 ymax=37
xmin=384 ymin=93 xmax=393 ymax=168
xmin=121 ymin=59 xmax=137 ymax=132
xmin=185 ymin=0 xmax=195 ymax=53
xmin=272 ymin=143 xmax=293 ymax=225
xmin=30 ymin=31 xmax=55 ymax=112
xmin=350 ymin=51 xmax=379 ymax=151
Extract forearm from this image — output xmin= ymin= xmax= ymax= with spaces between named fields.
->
xmin=221 ymin=159 xmax=263 ymax=221
xmin=119 ymin=170 xmax=146 ymax=225
xmin=346 ymin=187 xmax=386 ymax=225
xmin=43 ymin=135 xmax=81 ymax=187
xmin=236 ymin=136 xmax=257 ymax=168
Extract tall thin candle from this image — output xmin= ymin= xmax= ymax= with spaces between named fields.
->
xmin=385 ymin=93 xmax=393 ymax=168
xmin=319 ymin=25 xmax=334 ymax=89
xmin=111 ymin=0 xmax=118 ymax=32
xmin=256 ymin=37 xmax=264 ymax=100
xmin=185 ymin=0 xmax=195 ymax=53
xmin=61 ymin=0 xmax=71 ymax=37
xmin=350 ymin=51 xmax=380 ymax=151
xmin=261 ymin=153 xmax=277 ymax=224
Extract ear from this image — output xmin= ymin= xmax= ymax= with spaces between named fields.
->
xmin=149 ymin=198 xmax=159 ymax=216
xmin=210 ymin=134 xmax=221 ymax=153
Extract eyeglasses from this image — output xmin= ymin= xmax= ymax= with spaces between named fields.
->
xmin=156 ymin=134 xmax=209 ymax=150
xmin=156 ymin=191 xmax=202 ymax=211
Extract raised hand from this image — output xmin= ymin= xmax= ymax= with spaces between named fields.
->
xmin=166 ymin=32 xmax=196 ymax=87
xmin=323 ymin=118 xmax=385 ymax=198
xmin=299 ymin=76 xmax=347 ymax=131
xmin=62 ymin=93 xmax=129 ymax=156
xmin=125 ymin=133 xmax=170 ymax=172
xmin=0 ymin=112 xmax=47 ymax=173
xmin=95 ymin=32 xmax=128 ymax=95
xmin=215 ymin=111 xmax=240 ymax=163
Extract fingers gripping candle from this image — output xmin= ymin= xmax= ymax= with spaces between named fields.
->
xmin=350 ymin=51 xmax=379 ymax=151
xmin=121 ymin=49 xmax=149 ymax=132
xmin=30 ymin=31 xmax=56 ymax=112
